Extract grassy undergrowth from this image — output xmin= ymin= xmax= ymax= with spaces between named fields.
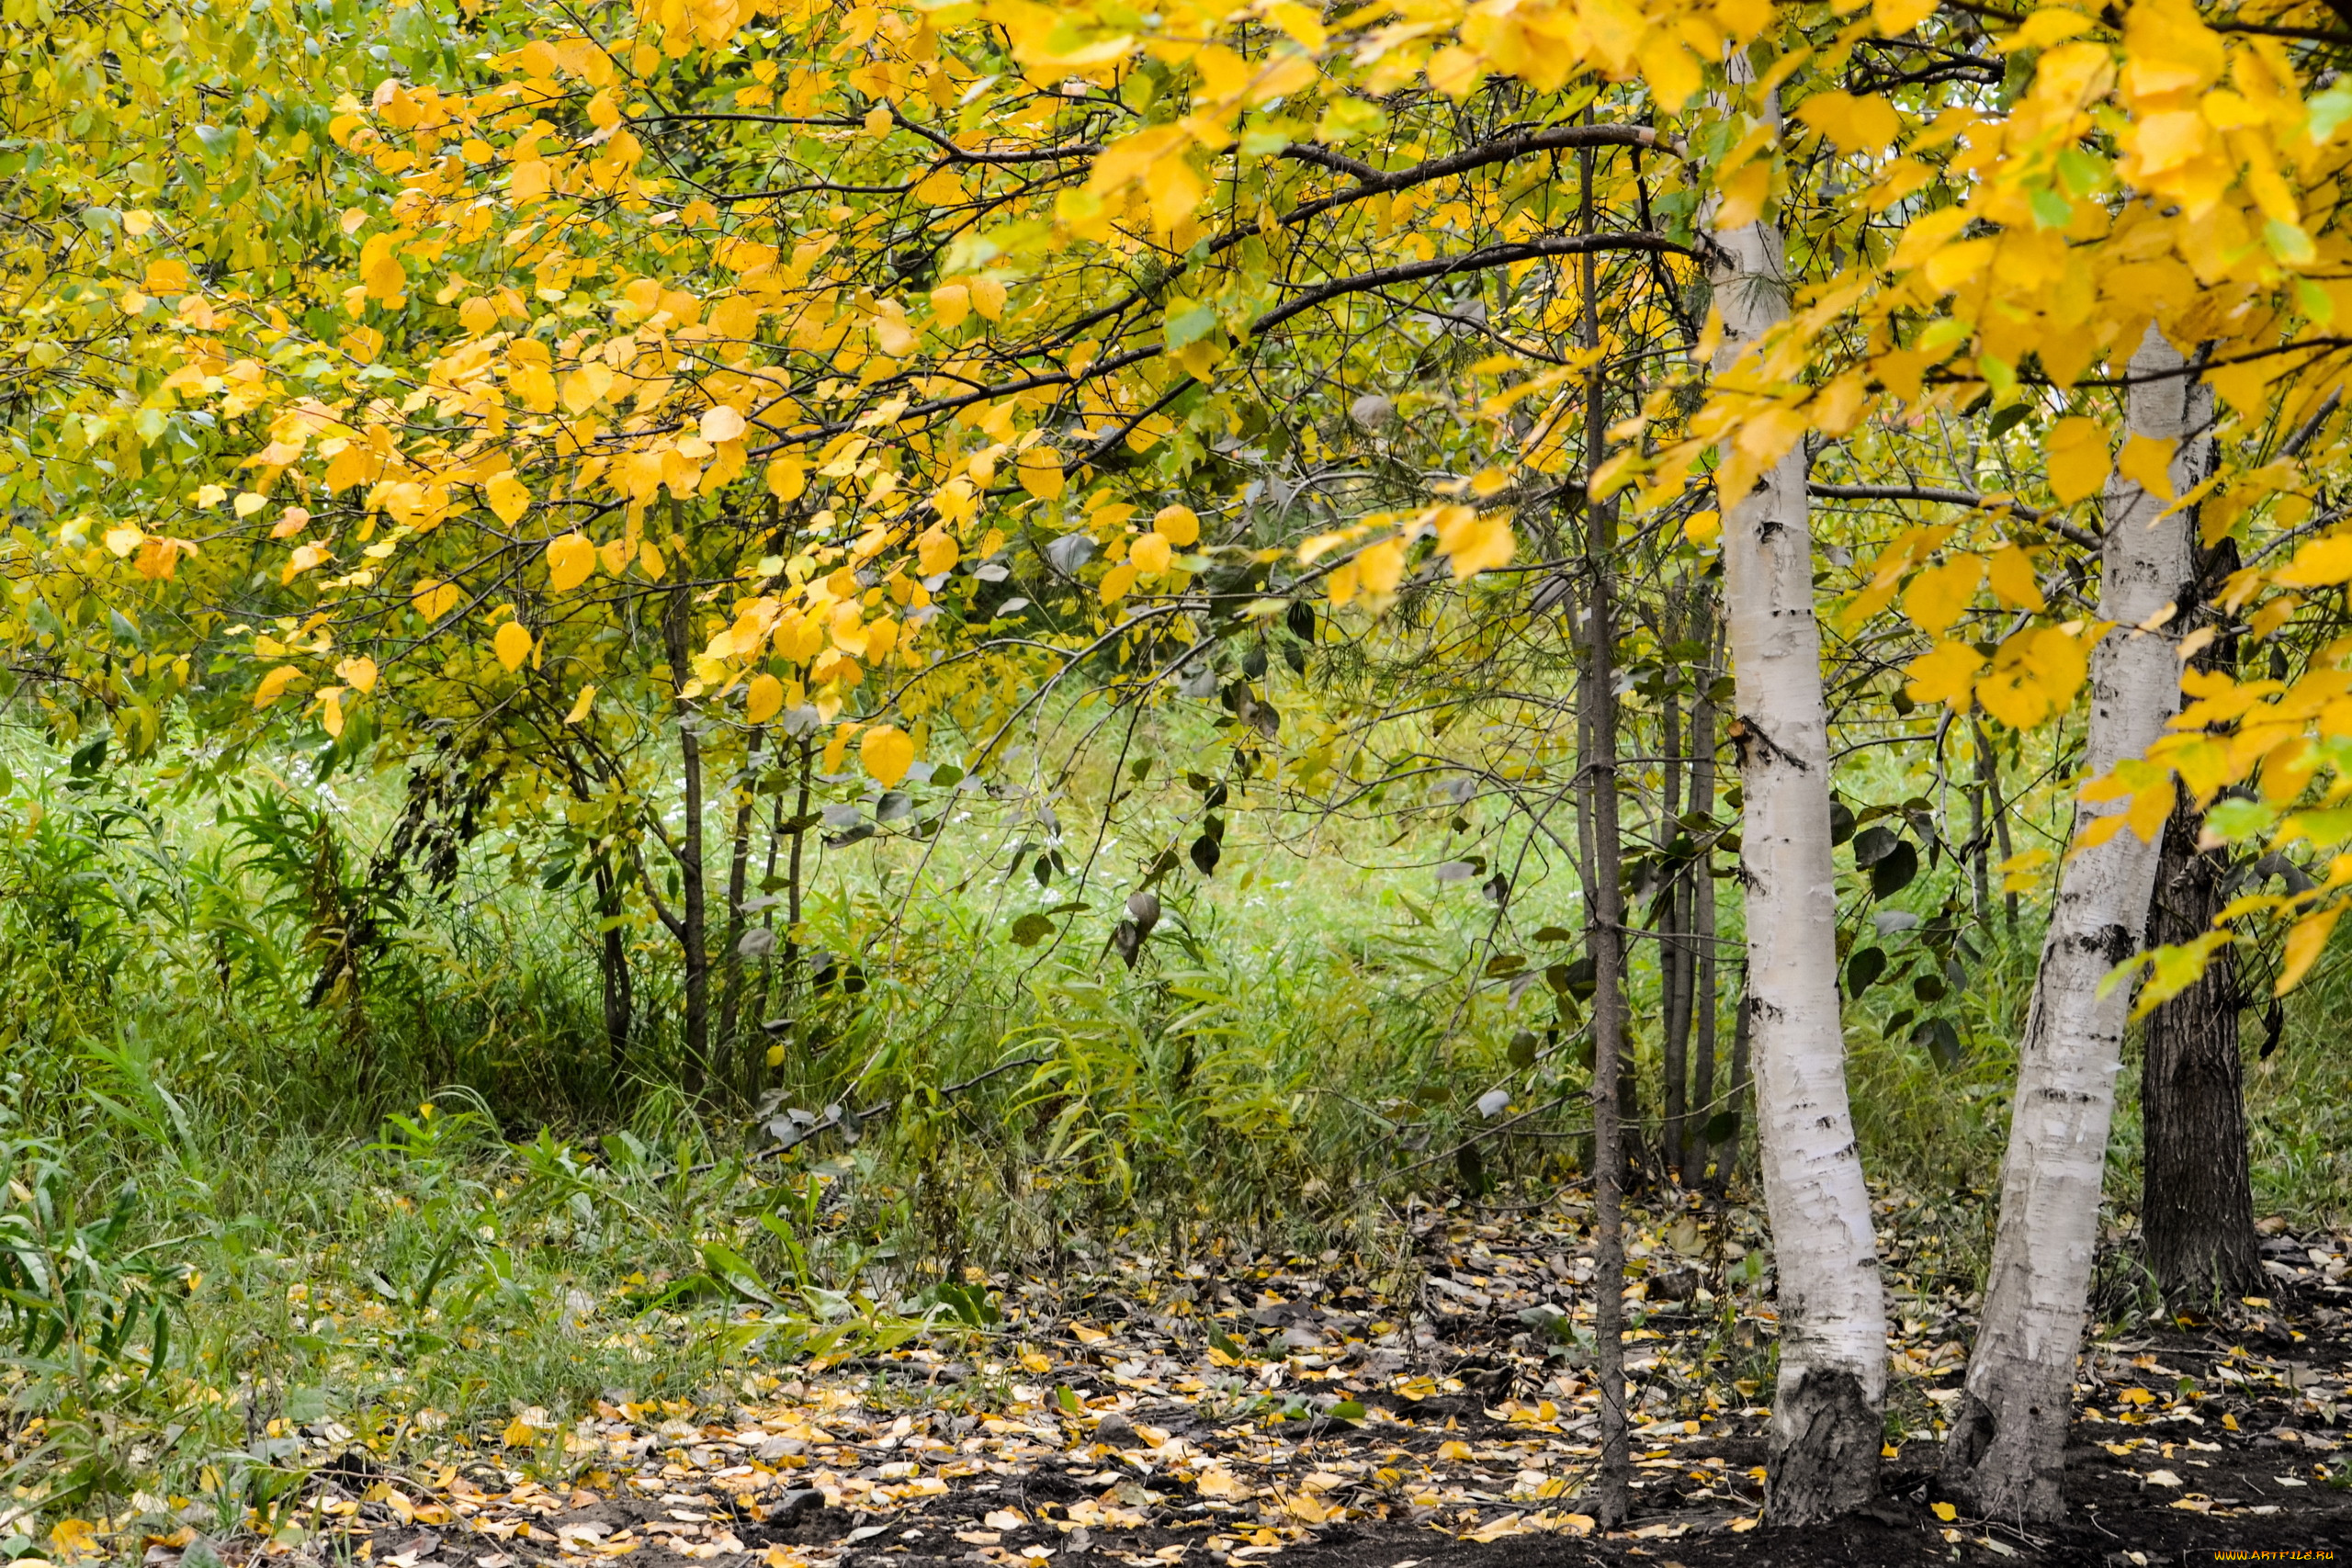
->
xmin=5 ymin=722 xmax=2349 ymax=1533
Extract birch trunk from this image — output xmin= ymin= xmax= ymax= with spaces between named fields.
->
xmin=1942 ymin=325 xmax=2206 ymax=1520
xmin=1707 ymin=72 xmax=1886 ymax=1520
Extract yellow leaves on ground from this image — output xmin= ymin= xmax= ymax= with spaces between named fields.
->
xmin=2046 ymin=416 xmax=2112 ymax=503
xmin=861 ymin=724 xmax=914 ymax=787
xmin=254 ymin=665 xmax=303 ymax=708
xmin=493 ymin=621 xmax=535 ymax=672
xmin=547 ymin=533 xmax=595 ymax=591
xmin=1904 ymin=558 xmax=1982 ymax=636
xmin=48 ymin=1518 xmax=100 ymax=1562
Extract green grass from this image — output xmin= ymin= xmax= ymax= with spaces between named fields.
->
xmin=6 ymin=717 xmax=2351 ymax=1540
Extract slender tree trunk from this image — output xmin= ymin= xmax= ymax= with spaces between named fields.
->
xmin=1706 ymin=62 xmax=1886 ymax=1523
xmin=717 ymin=727 xmax=768 ymax=1071
xmin=1661 ymin=636 xmax=1691 ymax=1184
xmin=1714 ymin=971 xmax=1750 ymax=1191
xmin=2141 ymin=536 xmax=2257 ymax=1306
xmin=1976 ymin=718 xmax=2019 ymax=930
xmin=593 ymin=859 xmax=633 ymax=1082
xmin=661 ymin=583 xmax=712 ymax=1097
xmin=1690 ymin=614 xmax=1720 ymax=1183
xmin=1943 ymin=325 xmax=2207 ymax=1520
xmin=1576 ymin=138 xmax=1631 ymax=1529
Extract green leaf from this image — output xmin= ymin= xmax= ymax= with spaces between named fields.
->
xmin=1164 ymin=302 xmax=1219 ymax=349
xmin=1010 ymin=912 xmax=1056 ymax=946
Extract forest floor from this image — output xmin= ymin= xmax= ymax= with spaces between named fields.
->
xmin=95 ymin=1190 xmax=2352 ymax=1568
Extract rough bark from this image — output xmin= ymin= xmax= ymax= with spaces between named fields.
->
xmin=1944 ymin=325 xmax=2207 ymax=1520
xmin=2141 ymin=539 xmax=2259 ymax=1308
xmin=1706 ymin=61 xmax=1886 ymax=1522
xmin=1576 ymin=135 xmax=1632 ymax=1529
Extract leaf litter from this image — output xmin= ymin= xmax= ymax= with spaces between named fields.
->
xmin=17 ymin=1190 xmax=2352 ymax=1568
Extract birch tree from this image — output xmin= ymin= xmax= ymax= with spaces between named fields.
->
xmin=1705 ymin=63 xmax=1886 ymax=1525
xmin=1942 ymin=327 xmax=2207 ymax=1520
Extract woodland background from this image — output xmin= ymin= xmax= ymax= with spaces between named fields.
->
xmin=8 ymin=0 xmax=2352 ymax=1556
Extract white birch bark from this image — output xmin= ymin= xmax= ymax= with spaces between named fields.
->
xmin=1707 ymin=65 xmax=1887 ymax=1523
xmin=1944 ymin=325 xmax=2205 ymax=1520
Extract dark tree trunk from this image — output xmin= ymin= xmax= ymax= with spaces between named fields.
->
xmin=593 ymin=859 xmax=633 ymax=1081
xmin=1690 ymin=612 xmax=1720 ymax=1183
xmin=717 ymin=728 xmax=768 ymax=1072
xmin=1660 ymin=639 xmax=1690 ymax=1184
xmin=2142 ymin=534 xmax=2258 ymax=1306
xmin=1576 ymin=136 xmax=1631 ymax=1528
xmin=662 ymin=583 xmax=711 ymax=1097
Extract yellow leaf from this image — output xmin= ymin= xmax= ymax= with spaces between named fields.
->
xmin=1131 ymin=533 xmax=1173 ymax=576
xmin=862 ymin=724 xmax=915 ymax=786
xmin=321 ymin=687 xmax=346 ymax=739
xmin=142 ymin=259 xmax=189 ymax=295
xmin=1977 ymin=626 xmax=2088 ymax=728
xmin=566 ymin=684 xmax=597 ymax=724
xmin=1017 ymin=448 xmax=1065 ymax=501
xmin=548 ymin=533 xmax=595 ymax=591
xmin=494 ymin=621 xmax=534 ymax=672
xmin=2274 ymin=536 xmax=2352 ymax=588
xmin=1930 ymin=1502 xmax=1957 ymax=1523
xmin=487 ymin=472 xmax=532 ymax=525
xmin=1905 ymin=641 xmax=1984 ymax=710
xmin=336 ymin=656 xmax=379 ymax=694
xmin=931 ymin=284 xmax=970 ymax=328
xmin=1155 ymin=504 xmax=1201 ymax=546
xmin=1713 ymin=160 xmax=1772 ymax=231
xmin=745 ymin=673 xmax=784 ymax=725
xmin=970 ymin=277 xmax=1007 ymax=321
xmin=1099 ymin=560 xmax=1140 ymax=604
xmin=767 ymin=457 xmax=808 ymax=501
xmin=1875 ymin=0 xmax=1937 ymax=32
xmin=1436 ymin=1440 xmax=1474 ymax=1461
xmin=1797 ymin=91 xmax=1901 ymax=154
xmin=1904 ymin=557 xmax=1983 ymax=636
xmin=49 ymin=1519 xmax=100 ymax=1562
xmin=1987 ymin=544 xmax=2044 ymax=611
xmin=701 ymin=406 xmax=747 ymax=444
xmin=413 ymin=579 xmax=461 ymax=620
xmin=104 ymin=525 xmax=144 ymax=558
xmin=2277 ymin=904 xmax=2341 ymax=994
xmin=917 ymin=526 xmax=959 ymax=577
xmin=2116 ymin=434 xmax=2178 ymax=502
xmin=1433 ymin=505 xmax=1514 ymax=579
xmin=2046 ymin=416 xmax=2112 ymax=504
xmin=863 ymin=105 xmax=892 ymax=138
xmin=639 ymin=538 xmax=667 ymax=581
xmin=254 ymin=664 xmax=302 ymax=708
